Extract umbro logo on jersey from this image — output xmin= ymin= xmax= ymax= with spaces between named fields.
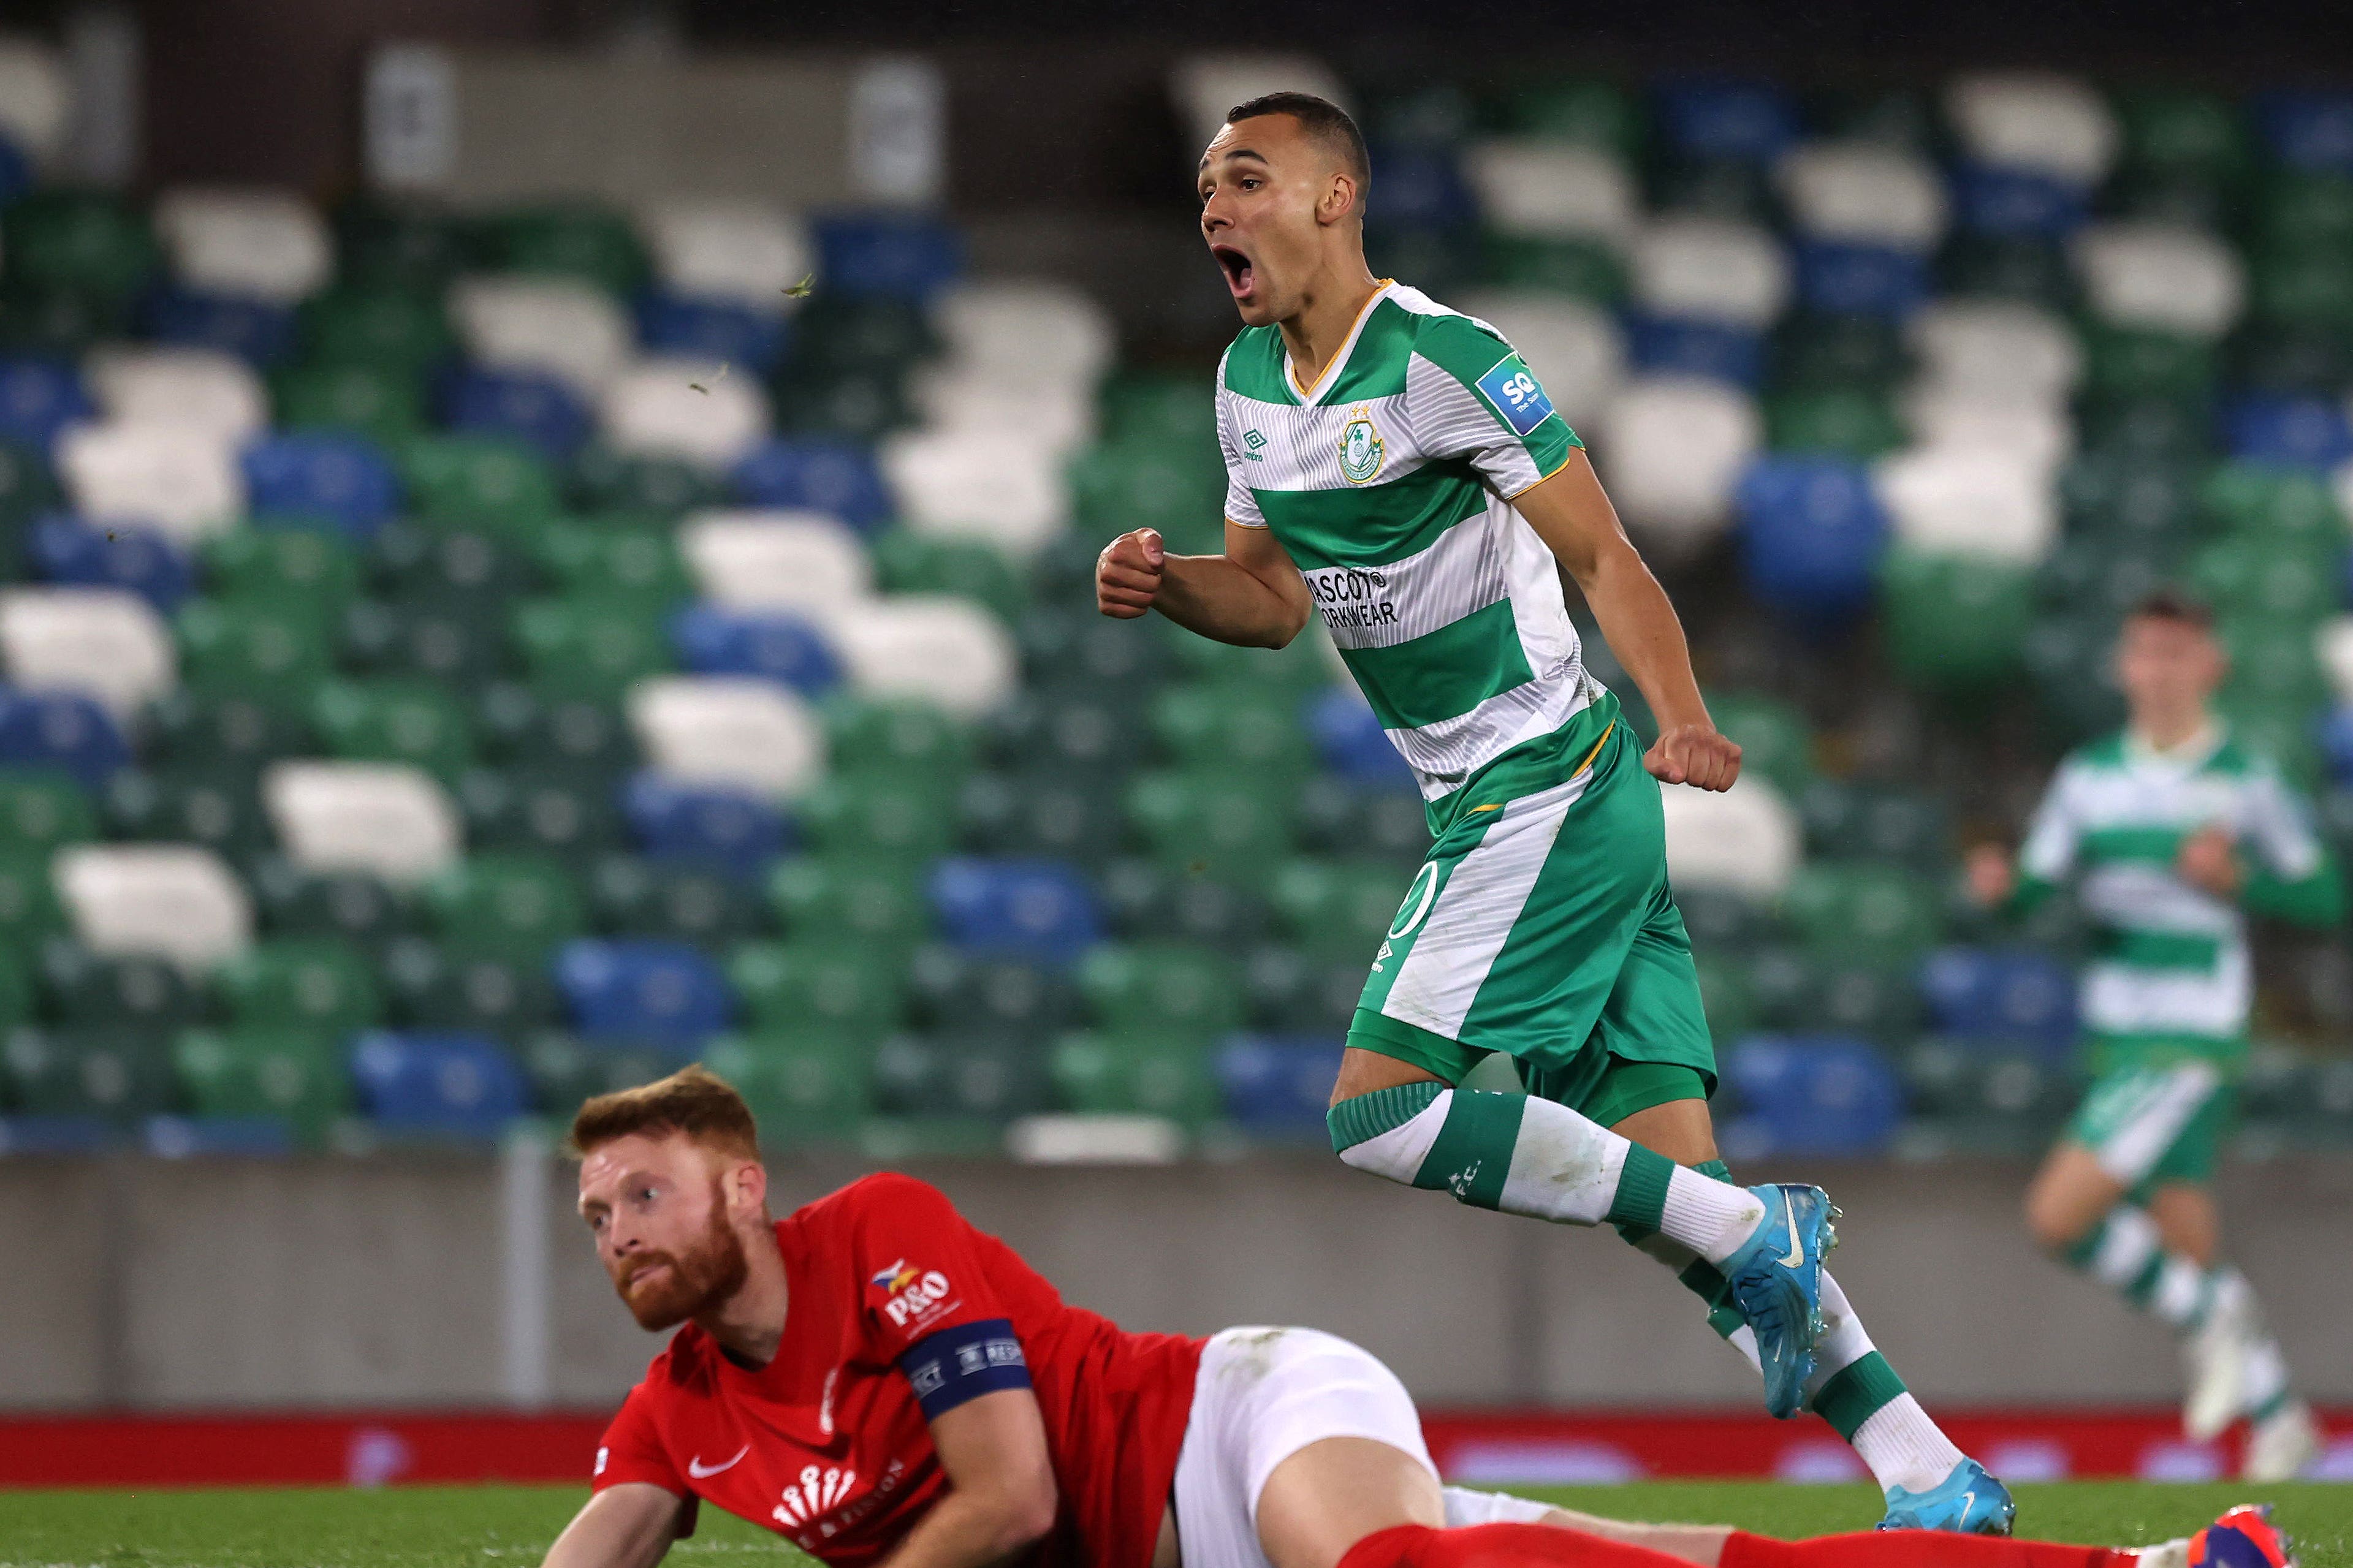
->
xmin=1243 ymin=428 xmax=1266 ymax=449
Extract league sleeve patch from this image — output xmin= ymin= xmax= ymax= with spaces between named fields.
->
xmin=1475 ymin=353 xmax=1557 ymax=438
xmin=897 ymin=1317 xmax=1032 ymax=1419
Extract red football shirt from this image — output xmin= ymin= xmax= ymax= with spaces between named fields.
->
xmin=593 ymin=1172 xmax=1203 ymax=1568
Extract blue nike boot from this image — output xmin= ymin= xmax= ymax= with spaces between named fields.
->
xmin=1717 ymin=1183 xmax=1834 ymax=1419
xmin=1879 ymin=1458 xmax=2018 ymax=1534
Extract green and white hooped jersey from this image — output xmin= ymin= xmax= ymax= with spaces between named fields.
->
xmin=2018 ymin=725 xmax=2326 ymax=1051
xmin=1216 ymin=281 xmax=1592 ymax=801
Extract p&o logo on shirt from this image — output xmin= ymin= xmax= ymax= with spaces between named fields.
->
xmin=1338 ymin=406 xmax=1385 ymax=484
xmin=870 ymin=1257 xmax=956 ymax=1327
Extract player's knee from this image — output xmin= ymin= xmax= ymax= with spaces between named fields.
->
xmin=2023 ymin=1184 xmax=2090 ymax=1255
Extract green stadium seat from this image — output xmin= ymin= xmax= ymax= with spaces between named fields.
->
xmin=214 ymin=938 xmax=382 ymax=1035
xmin=871 ymin=530 xmax=1027 ymax=624
xmin=248 ymin=858 xmax=417 ymax=944
xmin=174 ymin=1027 xmax=348 ymax=1141
xmin=2029 ymin=609 xmax=2137 ymax=742
xmin=522 ymin=1033 xmax=677 ymax=1118
xmin=2116 ymin=91 xmax=2251 ymax=185
xmin=0 ymin=949 xmax=32 ymax=1029
xmin=299 ymin=285 xmax=457 ymax=371
xmin=2076 ymin=395 xmax=2211 ymax=459
xmin=872 ymin=1031 xmax=1049 ymax=1122
xmin=476 ymin=684 xmax=634 ymax=770
xmin=2219 ymin=618 xmax=2328 ymax=714
xmin=1691 ymin=951 xmax=1755 ymax=1042
xmin=455 ymin=764 xmax=626 ymax=857
xmin=1676 ymin=883 xmax=1777 ymax=956
xmin=1812 ymin=959 xmax=1926 ymax=1040
xmin=1098 ymin=374 xmax=1218 ymax=449
xmin=2037 ymin=537 xmax=2176 ymax=624
xmin=1077 ymin=942 xmax=1244 ymax=1037
xmin=1743 ymin=946 xmax=1822 ymax=1031
xmin=2190 ymin=537 xmax=2340 ymax=623
xmin=272 ymin=361 xmax=428 ymax=444
xmin=1050 ymin=1029 xmax=1218 ymax=1123
xmin=0 ymin=279 xmax=130 ymax=353
xmin=770 ymin=365 xmax=914 ymax=443
xmin=1017 ymin=607 xmax=1176 ymax=694
xmin=1497 ymin=77 xmax=1641 ymax=151
xmin=1099 ymin=858 xmax=1272 ymax=952
xmin=1151 ymin=683 xmax=1315 ymax=776
xmin=766 ymin=856 xmax=932 ymax=952
xmin=565 ymin=449 xmax=726 ymax=517
xmin=826 ymin=697 xmax=973 ymax=786
xmin=0 ymin=767 xmax=96 ymax=854
xmin=1268 ymin=858 xmax=1407 ymax=965
xmin=0 ymin=190 xmax=160 ymax=305
xmin=0 ymin=849 xmax=64 ymax=949
xmin=857 ymin=1116 xmax=1006 ymax=1159
xmin=1901 ymin=1041 xmax=2074 ymax=1153
xmin=1651 ymin=156 xmax=1777 ymax=224
xmin=1478 ymin=236 xmax=1626 ymax=303
xmin=425 ymin=854 xmax=587 ymax=961
xmin=958 ymin=769 xmax=1126 ymax=863
xmin=340 ymin=599 xmax=511 ymax=684
xmin=2079 ymin=326 xmax=2216 ymax=408
xmin=797 ymin=776 xmax=958 ymax=867
xmin=511 ymin=596 xmax=672 ymax=698
xmin=728 ymin=941 xmax=905 ymax=1037
xmin=1065 ymin=441 xmax=1228 ymax=548
xmin=40 ymin=947 xmax=203 ymax=1031
xmin=398 ymin=435 xmax=562 ymax=525
xmin=175 ymin=599 xmax=334 ymax=705
xmin=102 ymin=767 xmax=272 ymax=858
xmin=4 ymin=1026 xmax=175 ymax=1121
xmin=1877 ymin=548 xmax=2035 ymax=695
xmin=333 ymin=199 xmax=469 ymax=292
xmin=702 ymin=1031 xmax=873 ymax=1145
xmin=789 ymin=295 xmax=937 ymax=376
xmin=588 ymin=856 xmax=760 ymax=945
xmin=1798 ymin=780 xmax=1951 ymax=870
xmin=2200 ymin=463 xmax=2344 ymax=545
xmin=1770 ymin=313 xmax=1906 ymax=393
xmin=203 ymin=526 xmax=362 ymax=616
xmin=1781 ymin=863 xmax=1943 ymax=967
xmin=1127 ymin=769 xmax=1298 ymax=893
xmin=477 ymin=202 xmax=648 ymax=297
xmin=2228 ymin=702 xmax=2323 ymax=790
xmin=379 ymin=937 xmax=558 ymax=1036
xmin=1294 ymin=778 xmax=1430 ymax=869
xmin=373 ymin=517 xmax=544 ymax=602
xmin=1936 ymin=233 xmax=2075 ymax=310
xmin=1706 ymin=692 xmax=1812 ymax=797
xmin=0 ymin=437 xmax=61 ymax=526
xmin=1242 ymin=945 xmax=1364 ymax=1033
xmin=311 ymin=679 xmax=477 ymax=783
xmin=536 ymin=520 xmax=691 ymax=606
xmin=1762 ymin=387 xmax=1903 ymax=459
xmin=2247 ymin=245 xmax=2353 ymax=330
xmin=2252 ymin=171 xmax=2353 ymax=252
xmin=1163 ymin=620 xmax=1332 ymax=691
xmin=907 ymin=947 xmax=1078 ymax=1036
xmin=2230 ymin=322 xmax=2353 ymax=396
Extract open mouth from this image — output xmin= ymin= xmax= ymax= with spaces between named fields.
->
xmin=1211 ymin=244 xmax=1255 ymax=301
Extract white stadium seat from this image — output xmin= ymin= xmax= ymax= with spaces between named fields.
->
xmin=2318 ymin=616 xmax=2353 ymax=707
xmin=1171 ymin=55 xmax=1351 ymax=153
xmin=1454 ymin=292 xmax=1625 ymax=429
xmin=0 ymin=586 xmax=176 ymax=719
xmin=1907 ymin=299 xmax=2083 ymax=406
xmin=599 ymin=357 xmax=770 ymax=469
xmin=1876 ymin=445 xmax=2059 ymax=564
xmin=1594 ymin=377 xmax=1762 ymax=556
xmin=263 ymin=760 xmax=463 ymax=887
xmin=639 ymin=199 xmax=812 ymax=310
xmin=626 ymin=676 xmax=826 ymax=801
xmin=52 ymin=844 xmax=253 ymax=975
xmin=907 ymin=368 xmax=1096 ymax=457
xmin=1776 ymin=143 xmax=1949 ymax=251
xmin=881 ymin=428 xmax=1068 ymax=555
xmin=1629 ymin=218 xmax=1790 ymax=328
xmin=152 ymin=187 xmax=333 ymax=303
xmin=1945 ymin=73 xmax=2118 ymax=185
xmin=55 ymin=422 xmax=243 ymax=543
xmin=0 ymin=39 xmax=70 ymax=162
xmin=679 ymin=510 xmax=873 ymax=613
xmin=1661 ymin=777 xmax=1801 ymax=900
xmin=2073 ymin=222 xmax=2246 ymax=339
xmin=1461 ymin=140 xmax=1639 ymax=247
xmin=1900 ymin=388 xmax=2075 ymax=474
xmin=83 ymin=346 xmax=269 ymax=445
xmin=448 ymin=276 xmax=634 ymax=395
xmin=933 ymin=280 xmax=1116 ymax=395
xmin=826 ymin=595 xmax=1018 ymax=719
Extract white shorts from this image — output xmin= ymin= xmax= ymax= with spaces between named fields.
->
xmin=1171 ymin=1326 xmax=1437 ymax=1568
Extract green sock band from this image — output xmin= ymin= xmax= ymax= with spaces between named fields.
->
xmin=2064 ymin=1216 xmax=2110 ymax=1271
xmin=1810 ymin=1350 xmax=1907 ymax=1440
xmin=2124 ymin=1253 xmax=2167 ymax=1309
xmin=1326 ymin=1081 xmax=1445 ymax=1154
xmin=1412 ymin=1089 xmax=1524 ymax=1210
xmin=1606 ymin=1142 xmax=1677 ymax=1232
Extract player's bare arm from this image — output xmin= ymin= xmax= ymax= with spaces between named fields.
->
xmin=1095 ymin=519 xmax=1311 ymax=648
xmin=1512 ymin=451 xmax=1740 ymax=792
xmin=873 ymin=1387 xmax=1059 ymax=1568
xmin=541 ymin=1483 xmax=689 ymax=1568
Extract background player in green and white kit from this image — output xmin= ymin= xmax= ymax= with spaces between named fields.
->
xmin=1967 ymin=591 xmax=2343 ymax=1483
xmin=1094 ymin=91 xmax=2011 ymax=1534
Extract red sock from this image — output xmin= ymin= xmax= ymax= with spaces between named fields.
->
xmin=1720 ymin=1530 xmax=2131 ymax=1568
xmin=1340 ymin=1522 xmax=1710 ymax=1568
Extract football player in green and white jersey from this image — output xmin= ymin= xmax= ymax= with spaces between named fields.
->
xmin=1968 ymin=589 xmax=2343 ymax=1482
xmin=1095 ymin=91 xmax=2012 ymax=1533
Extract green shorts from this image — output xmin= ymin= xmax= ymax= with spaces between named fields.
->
xmin=2065 ymin=1055 xmax=2233 ymax=1192
xmin=1348 ymin=702 xmax=1717 ymax=1124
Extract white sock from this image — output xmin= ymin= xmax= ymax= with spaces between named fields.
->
xmin=1852 ymin=1395 xmax=1969 ymax=1496
xmin=1662 ymin=1162 xmax=1768 ymax=1265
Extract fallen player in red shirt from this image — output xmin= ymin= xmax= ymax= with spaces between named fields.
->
xmin=541 ymin=1067 xmax=2286 ymax=1568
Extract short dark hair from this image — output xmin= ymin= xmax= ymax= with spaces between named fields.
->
xmin=1225 ymin=91 xmax=1370 ymax=205
xmin=2127 ymin=586 xmax=2216 ymax=631
xmin=571 ymin=1064 xmax=760 ymax=1161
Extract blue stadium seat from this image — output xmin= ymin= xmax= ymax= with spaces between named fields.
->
xmin=2321 ymin=706 xmax=2353 ymax=787
xmin=2252 ymin=92 xmax=2353 ymax=173
xmin=0 ymin=132 xmax=29 ymax=206
xmin=553 ymin=938 xmax=735 ymax=1042
xmin=636 ymin=292 xmax=791 ymax=373
xmin=0 ymin=689 xmax=130 ymax=786
xmin=241 ymin=433 xmax=402 ymax=537
xmin=1795 ymin=243 xmax=1928 ymax=319
xmin=1625 ymin=316 xmax=1766 ymax=387
xmin=730 ymin=438 xmax=891 ymax=530
xmin=1951 ymin=165 xmax=2089 ymax=237
xmin=1214 ymin=1034 xmax=1344 ymax=1134
xmin=1720 ymin=1034 xmax=1903 ymax=1157
xmin=29 ymin=515 xmax=194 ymax=610
xmin=0 ymin=356 xmax=93 ymax=451
xmin=142 ymin=286 xmax=297 ymax=365
xmin=1733 ymin=455 xmax=1890 ymax=626
xmin=928 ymin=857 xmax=1103 ymax=965
xmin=812 ymin=213 xmax=964 ymax=301
xmin=1918 ymin=946 xmax=2077 ymax=1056
xmin=1305 ymin=687 xmax=1415 ymax=789
xmin=623 ymin=771 xmax=792 ymax=871
xmin=1363 ymin=144 xmax=1476 ymax=230
xmin=143 ymin=1115 xmax=298 ymax=1157
xmin=669 ymin=604 xmax=841 ymax=695
xmin=441 ymin=366 xmax=593 ymax=460
xmin=0 ymin=1115 xmax=118 ymax=1154
xmin=348 ymin=1031 xmax=527 ymax=1138
xmin=2222 ymin=394 xmax=2353 ymax=472
xmin=1652 ymin=78 xmax=1796 ymax=162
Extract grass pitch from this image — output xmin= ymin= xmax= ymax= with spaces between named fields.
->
xmin=0 ymin=1482 xmax=2347 ymax=1568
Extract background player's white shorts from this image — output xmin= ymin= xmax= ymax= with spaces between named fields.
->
xmin=1171 ymin=1325 xmax=1437 ymax=1568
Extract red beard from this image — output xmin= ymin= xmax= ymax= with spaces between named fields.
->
xmin=615 ymin=1182 xmax=751 ymax=1331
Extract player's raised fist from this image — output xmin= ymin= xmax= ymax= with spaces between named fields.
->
xmin=1644 ymin=724 xmax=1740 ymax=792
xmin=2176 ymin=822 xmax=2244 ymax=898
xmin=1096 ymin=528 xmax=1166 ymax=619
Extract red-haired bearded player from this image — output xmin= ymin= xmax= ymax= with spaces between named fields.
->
xmin=542 ymin=1068 xmax=2276 ymax=1568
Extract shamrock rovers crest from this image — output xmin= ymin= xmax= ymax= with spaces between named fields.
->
xmin=1338 ymin=406 xmax=1385 ymax=484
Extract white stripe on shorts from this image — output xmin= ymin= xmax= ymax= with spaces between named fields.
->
xmin=2094 ymin=1062 xmax=2221 ymax=1186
